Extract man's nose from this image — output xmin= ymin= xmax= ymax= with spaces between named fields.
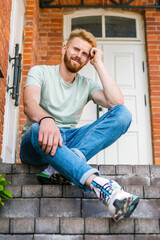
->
xmin=76 ymin=51 xmax=82 ymax=58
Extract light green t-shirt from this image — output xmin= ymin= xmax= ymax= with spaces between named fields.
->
xmin=23 ymin=65 xmax=102 ymax=132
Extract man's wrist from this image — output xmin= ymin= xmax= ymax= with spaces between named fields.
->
xmin=39 ymin=116 xmax=55 ymax=125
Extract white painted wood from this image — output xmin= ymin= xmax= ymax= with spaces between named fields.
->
xmin=85 ymin=43 xmax=152 ymax=165
xmin=63 ymin=10 xmax=153 ymax=165
xmin=2 ymin=0 xmax=25 ymax=163
xmin=105 ymin=43 xmax=152 ymax=165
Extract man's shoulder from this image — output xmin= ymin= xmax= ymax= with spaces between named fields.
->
xmin=26 ymin=65 xmax=59 ymax=87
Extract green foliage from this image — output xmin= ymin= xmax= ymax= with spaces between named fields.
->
xmin=0 ymin=174 xmax=12 ymax=206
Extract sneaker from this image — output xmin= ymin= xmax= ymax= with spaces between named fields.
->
xmin=108 ymin=190 xmax=139 ymax=222
xmin=37 ymin=165 xmax=71 ymax=185
xmin=91 ymin=177 xmax=139 ymax=222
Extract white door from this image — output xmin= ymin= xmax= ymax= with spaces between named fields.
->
xmin=78 ymin=42 xmax=152 ymax=165
xmin=79 ymin=42 xmax=152 ymax=165
xmin=1 ymin=0 xmax=25 ymax=163
xmin=101 ymin=43 xmax=152 ymax=164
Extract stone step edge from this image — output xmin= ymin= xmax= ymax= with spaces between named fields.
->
xmin=1 ymin=198 xmax=160 ymax=219
xmin=6 ymin=184 xmax=160 ymax=199
xmin=4 ymin=173 xmax=160 ymax=189
xmin=0 ymin=217 xmax=160 ymax=235
xmin=0 ymin=235 xmax=160 ymax=240
xmin=0 ymin=163 xmax=160 ymax=176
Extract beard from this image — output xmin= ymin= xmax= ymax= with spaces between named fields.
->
xmin=64 ymin=51 xmax=85 ymax=73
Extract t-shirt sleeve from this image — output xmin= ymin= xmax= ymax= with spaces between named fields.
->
xmin=24 ymin=66 xmax=44 ymax=89
xmin=88 ymin=78 xmax=103 ymax=102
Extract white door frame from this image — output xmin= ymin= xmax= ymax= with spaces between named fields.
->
xmin=2 ymin=0 xmax=25 ymax=163
xmin=63 ymin=9 xmax=153 ymax=165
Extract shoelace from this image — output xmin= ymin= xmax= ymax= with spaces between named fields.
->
xmin=47 ymin=165 xmax=55 ymax=173
xmin=44 ymin=165 xmax=58 ymax=174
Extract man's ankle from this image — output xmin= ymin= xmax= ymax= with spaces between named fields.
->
xmin=85 ymin=174 xmax=97 ymax=189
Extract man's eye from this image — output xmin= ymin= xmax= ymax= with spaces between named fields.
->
xmin=74 ymin=47 xmax=79 ymax=51
xmin=82 ymin=52 xmax=88 ymax=57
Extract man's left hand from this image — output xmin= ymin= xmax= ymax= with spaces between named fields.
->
xmin=89 ymin=48 xmax=103 ymax=66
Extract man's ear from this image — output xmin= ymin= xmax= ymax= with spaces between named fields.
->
xmin=62 ymin=44 xmax=67 ymax=55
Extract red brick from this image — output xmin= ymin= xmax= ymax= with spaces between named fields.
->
xmin=26 ymin=1 xmax=35 ymax=6
xmin=154 ymin=159 xmax=160 ymax=164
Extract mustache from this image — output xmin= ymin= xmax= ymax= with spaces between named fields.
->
xmin=71 ymin=56 xmax=82 ymax=64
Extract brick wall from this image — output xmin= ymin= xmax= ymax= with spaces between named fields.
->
xmin=37 ymin=8 xmax=63 ymax=65
xmin=145 ymin=8 xmax=160 ymax=164
xmin=17 ymin=3 xmax=63 ymax=162
xmin=0 ymin=0 xmax=12 ymax=156
xmin=17 ymin=0 xmax=40 ymax=162
xmin=16 ymin=0 xmax=160 ymax=164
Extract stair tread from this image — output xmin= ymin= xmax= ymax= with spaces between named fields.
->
xmin=1 ymin=163 xmax=160 ymax=175
xmin=0 ymin=217 xmax=160 ymax=236
xmin=0 ymin=163 xmax=159 ymax=237
xmin=1 ymin=162 xmax=160 ymax=188
xmin=4 ymin=184 xmax=160 ymax=199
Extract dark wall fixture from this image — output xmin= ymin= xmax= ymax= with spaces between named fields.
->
xmin=39 ymin=0 xmax=160 ymax=9
xmin=7 ymin=43 xmax=22 ymax=106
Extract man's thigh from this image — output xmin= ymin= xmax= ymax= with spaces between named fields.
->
xmin=61 ymin=124 xmax=91 ymax=149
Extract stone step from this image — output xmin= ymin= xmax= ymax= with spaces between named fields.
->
xmin=4 ymin=173 xmax=160 ymax=187
xmin=0 ymin=217 xmax=160 ymax=238
xmin=3 ymin=184 xmax=160 ymax=200
xmin=0 ymin=235 xmax=160 ymax=240
xmin=0 ymin=163 xmax=160 ymax=238
xmin=0 ymin=163 xmax=160 ymax=187
xmin=0 ymin=184 xmax=160 ymax=219
xmin=1 ymin=163 xmax=160 ymax=175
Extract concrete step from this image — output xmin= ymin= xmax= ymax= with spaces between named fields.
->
xmin=0 ymin=184 xmax=160 ymax=219
xmin=0 ymin=163 xmax=160 ymax=187
xmin=0 ymin=163 xmax=160 ymax=239
xmin=0 ymin=217 xmax=160 ymax=239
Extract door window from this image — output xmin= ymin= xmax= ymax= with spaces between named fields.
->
xmin=71 ymin=16 xmax=102 ymax=37
xmin=70 ymin=12 xmax=138 ymax=40
xmin=105 ymin=16 xmax=136 ymax=38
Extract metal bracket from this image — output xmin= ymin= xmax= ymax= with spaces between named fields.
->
xmin=40 ymin=0 xmax=160 ymax=8
xmin=7 ymin=44 xmax=22 ymax=106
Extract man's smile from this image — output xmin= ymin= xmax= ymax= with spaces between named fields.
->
xmin=71 ymin=57 xmax=82 ymax=65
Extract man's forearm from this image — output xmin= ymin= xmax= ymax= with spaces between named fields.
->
xmin=94 ymin=61 xmax=124 ymax=107
xmin=24 ymin=100 xmax=50 ymax=123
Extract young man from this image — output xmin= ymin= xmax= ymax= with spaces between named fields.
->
xmin=20 ymin=29 xmax=139 ymax=222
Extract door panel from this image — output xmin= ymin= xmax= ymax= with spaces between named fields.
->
xmin=115 ymin=54 xmax=135 ymax=88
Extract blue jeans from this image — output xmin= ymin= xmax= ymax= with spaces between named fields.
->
xmin=20 ymin=105 xmax=132 ymax=192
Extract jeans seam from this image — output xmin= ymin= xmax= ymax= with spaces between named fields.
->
xmin=66 ymin=111 xmax=112 ymax=147
xmin=76 ymin=111 xmax=112 ymax=149
xmin=78 ymin=118 xmax=105 ymax=149
xmin=65 ymin=126 xmax=91 ymax=145
xmin=67 ymin=105 xmax=123 ymax=149
xmin=61 ymin=129 xmax=66 ymax=144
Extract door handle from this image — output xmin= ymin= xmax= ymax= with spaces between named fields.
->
xmin=97 ymin=105 xmax=103 ymax=119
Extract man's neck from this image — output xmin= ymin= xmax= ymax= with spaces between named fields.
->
xmin=59 ymin=62 xmax=77 ymax=84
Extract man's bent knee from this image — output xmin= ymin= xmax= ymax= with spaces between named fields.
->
xmin=115 ymin=105 xmax=132 ymax=134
